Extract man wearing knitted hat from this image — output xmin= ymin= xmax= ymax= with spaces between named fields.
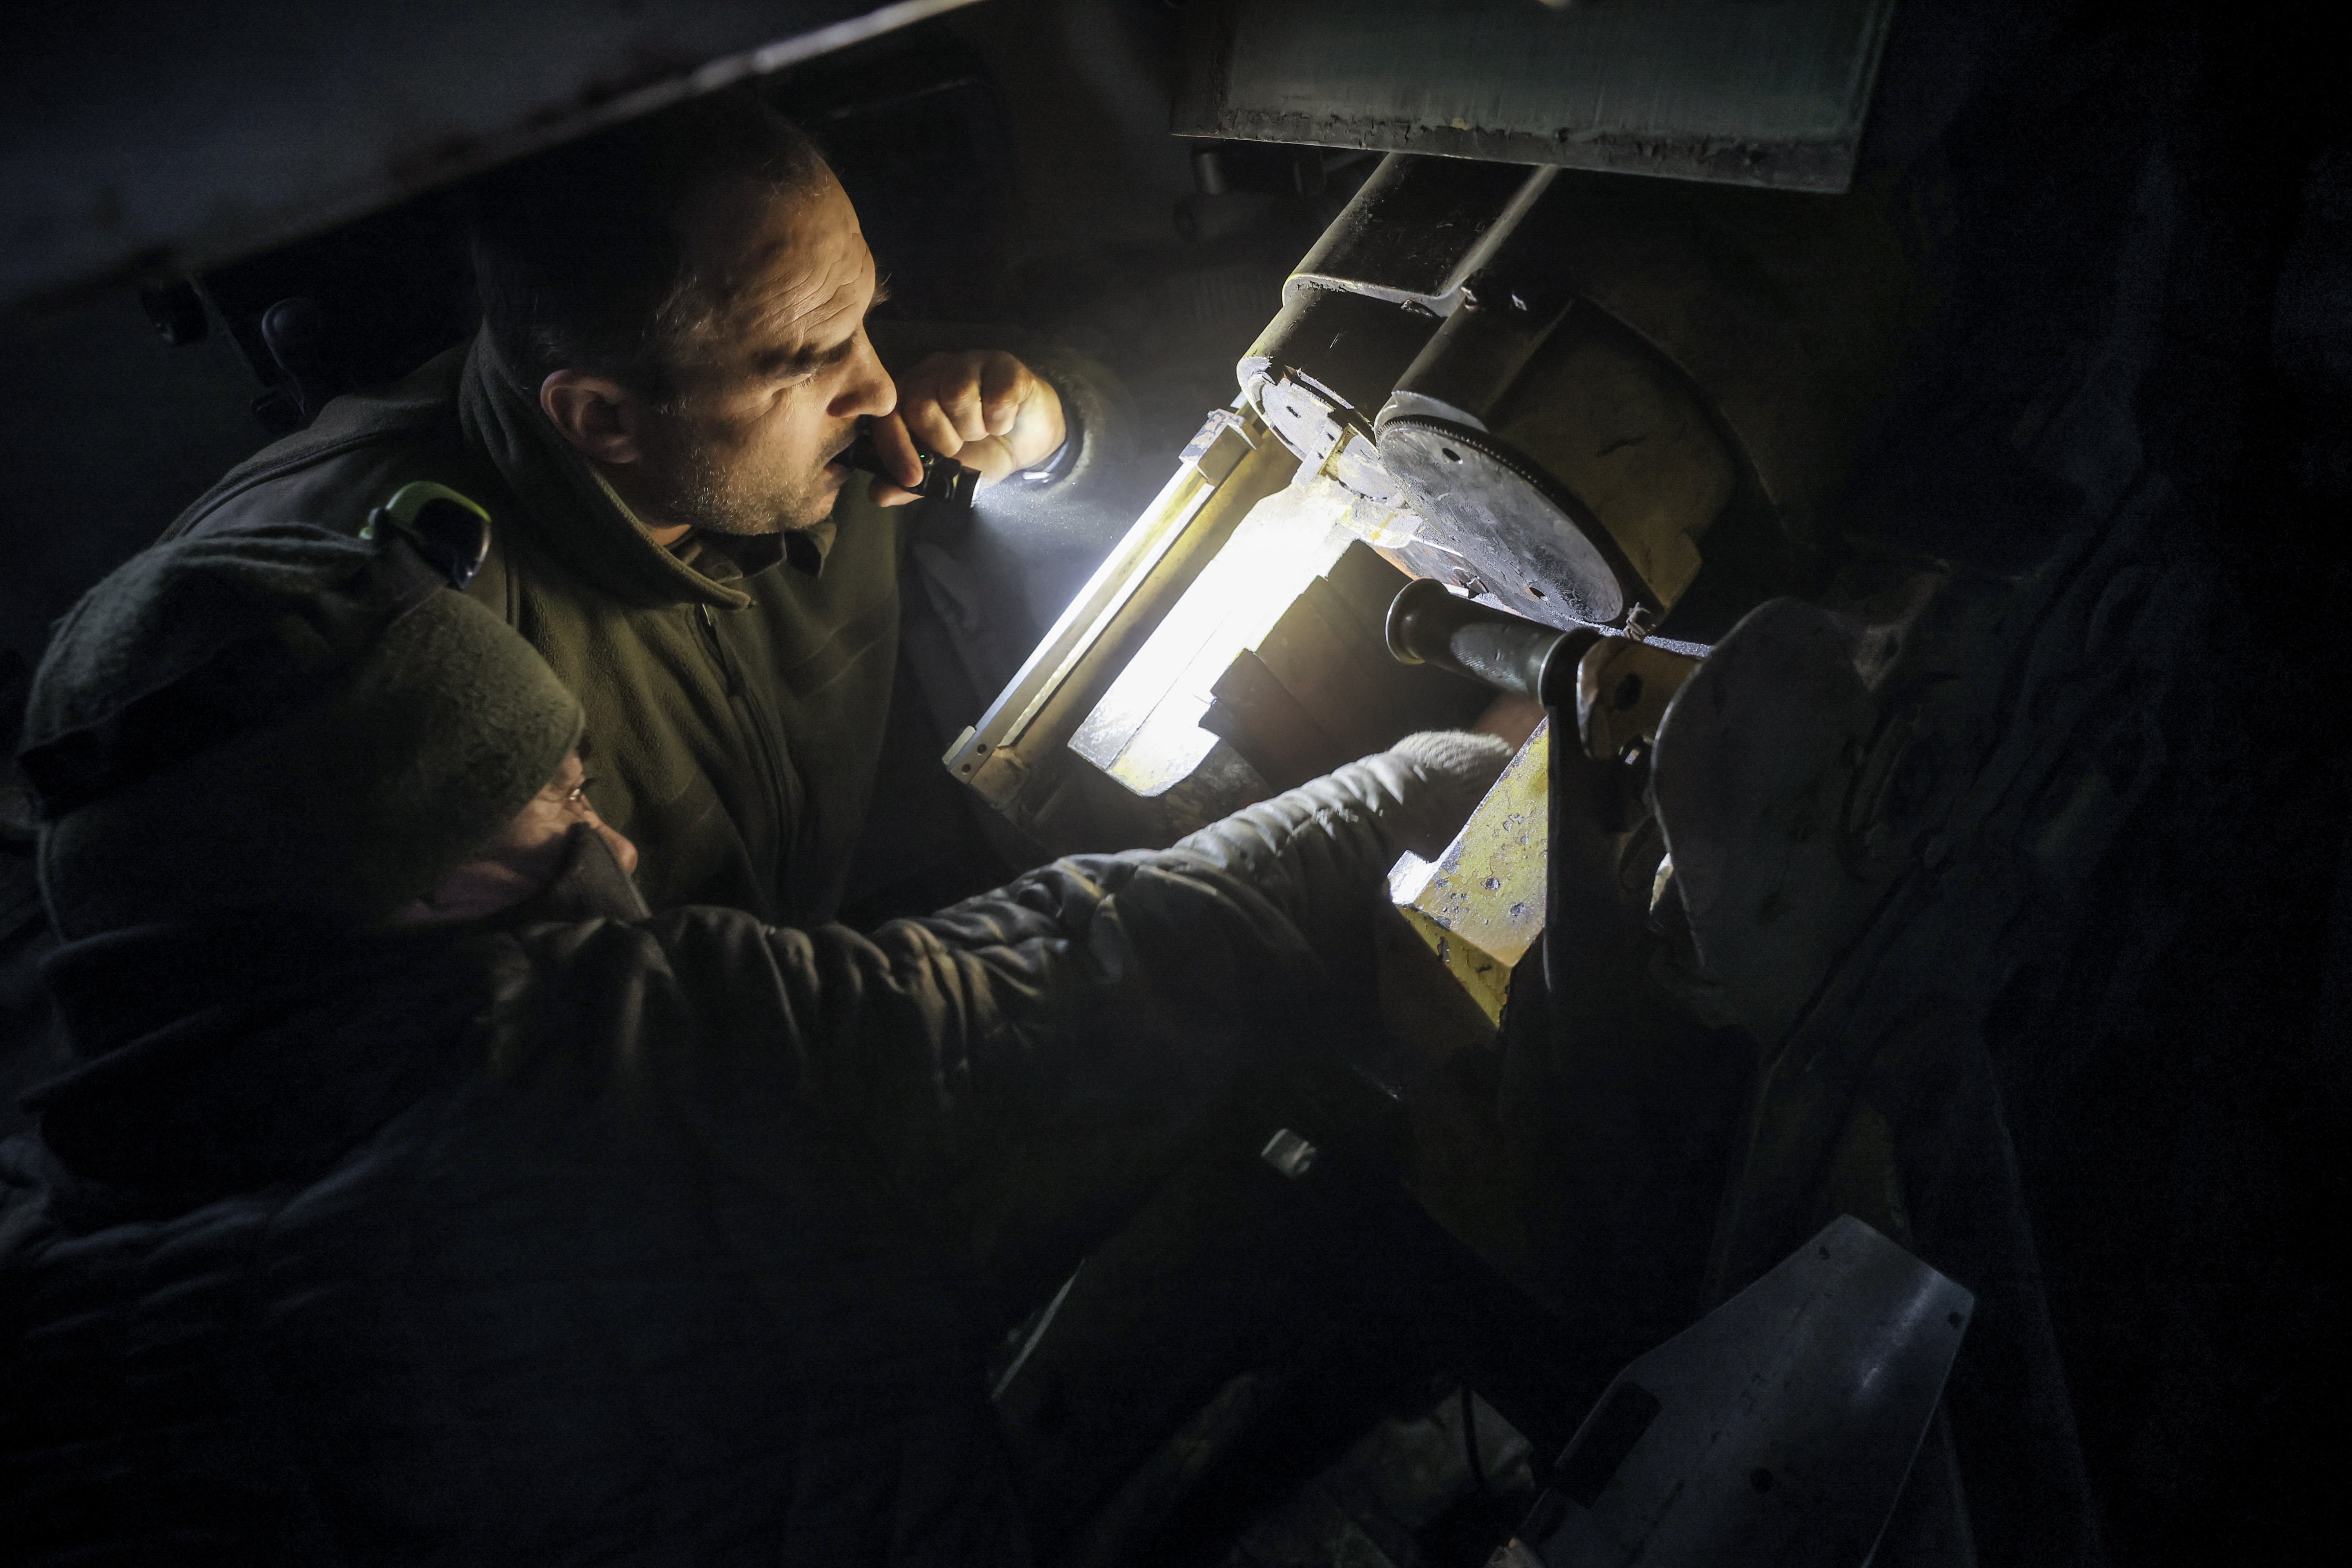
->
xmin=166 ymin=88 xmax=1105 ymax=927
xmin=0 ymin=524 xmax=1513 ymax=1564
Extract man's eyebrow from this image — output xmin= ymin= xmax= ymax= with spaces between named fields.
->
xmin=759 ymin=279 xmax=891 ymax=376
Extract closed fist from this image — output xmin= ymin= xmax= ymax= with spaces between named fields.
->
xmin=866 ymin=350 xmax=1067 ymax=506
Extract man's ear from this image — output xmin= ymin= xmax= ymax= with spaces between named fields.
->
xmin=540 ymin=370 xmax=650 ymax=466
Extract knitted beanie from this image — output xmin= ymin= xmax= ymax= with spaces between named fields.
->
xmin=19 ymin=524 xmax=583 ymax=937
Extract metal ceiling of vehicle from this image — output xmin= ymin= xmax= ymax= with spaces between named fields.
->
xmin=2 ymin=0 xmax=983 ymax=316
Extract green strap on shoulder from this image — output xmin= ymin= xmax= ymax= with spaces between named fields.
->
xmin=362 ymin=481 xmax=493 ymax=590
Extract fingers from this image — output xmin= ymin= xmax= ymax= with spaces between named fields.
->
xmin=888 ymin=350 xmax=1066 ymax=483
xmin=900 ymin=393 xmax=967 ymax=459
xmin=998 ymin=367 xmax=1064 ymax=472
xmin=936 ymin=358 xmax=996 ymax=444
xmin=868 ymin=414 xmax=926 ymax=486
xmin=864 ymin=414 xmax=923 ymax=507
xmin=978 ymin=354 xmax=1024 ymax=438
xmin=900 ymin=351 xmax=1033 ymax=451
xmin=898 ymin=352 xmax=973 ymax=454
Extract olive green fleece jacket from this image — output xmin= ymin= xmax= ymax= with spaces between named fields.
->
xmin=162 ymin=328 xmax=1093 ymax=924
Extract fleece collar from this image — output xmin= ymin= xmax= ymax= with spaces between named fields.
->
xmin=455 ymin=327 xmax=831 ymax=612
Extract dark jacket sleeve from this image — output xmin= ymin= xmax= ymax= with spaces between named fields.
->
xmin=502 ymin=737 xmax=1506 ymax=1290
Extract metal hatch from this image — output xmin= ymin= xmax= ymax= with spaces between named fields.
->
xmin=1173 ymin=0 xmax=1899 ymax=194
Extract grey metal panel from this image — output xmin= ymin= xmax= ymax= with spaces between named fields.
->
xmin=1173 ymin=0 xmax=1898 ymax=193
xmin=2 ymin=0 xmax=980 ymax=315
xmin=1527 ymin=1216 xmax=1971 ymax=1567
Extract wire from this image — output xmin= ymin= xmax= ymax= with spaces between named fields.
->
xmin=1462 ymin=1386 xmax=1489 ymax=1493
xmin=990 ymin=1267 xmax=1080 ymax=1401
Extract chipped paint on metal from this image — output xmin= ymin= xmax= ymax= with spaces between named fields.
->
xmin=1387 ymin=717 xmax=1550 ymax=1024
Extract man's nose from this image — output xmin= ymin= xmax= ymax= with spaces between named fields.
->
xmin=593 ymin=819 xmax=641 ymax=877
xmin=833 ymin=335 xmax=896 ymax=421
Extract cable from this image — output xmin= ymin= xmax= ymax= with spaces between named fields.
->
xmin=990 ymin=1267 xmax=1079 ymax=1401
xmin=1461 ymin=1386 xmax=1489 ymax=1493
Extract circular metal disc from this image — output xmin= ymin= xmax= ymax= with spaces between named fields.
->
xmin=1378 ymin=415 xmax=1630 ymax=627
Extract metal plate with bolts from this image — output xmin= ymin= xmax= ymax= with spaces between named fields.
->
xmin=1387 ymin=718 xmax=1551 ymax=1027
xmin=1379 ymin=416 xmax=1637 ymax=630
xmin=1505 ymin=1216 xmax=1972 ymax=1568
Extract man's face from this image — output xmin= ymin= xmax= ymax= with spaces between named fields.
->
xmin=392 ymin=749 xmax=639 ymax=926
xmin=633 ymin=172 xmax=897 ymax=535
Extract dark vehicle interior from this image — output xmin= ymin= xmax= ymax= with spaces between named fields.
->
xmin=3 ymin=2 xmax=2343 ymax=1563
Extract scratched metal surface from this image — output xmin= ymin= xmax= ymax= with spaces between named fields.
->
xmin=1173 ymin=0 xmax=1897 ymax=193
xmin=2 ymin=0 xmax=981 ymax=315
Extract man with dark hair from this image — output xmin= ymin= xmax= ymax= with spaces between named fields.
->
xmin=466 ymin=102 xmax=838 ymax=411
xmin=167 ymin=90 xmax=1094 ymax=922
xmin=0 ymin=525 xmax=1510 ymax=1564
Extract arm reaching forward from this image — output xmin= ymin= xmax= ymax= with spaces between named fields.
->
xmin=496 ymin=733 xmax=1513 ymax=1294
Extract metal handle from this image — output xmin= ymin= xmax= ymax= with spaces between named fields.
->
xmin=1385 ymin=578 xmax=1597 ymax=704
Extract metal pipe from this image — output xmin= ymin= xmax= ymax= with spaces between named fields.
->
xmin=1384 ymin=578 xmax=1598 ymax=705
